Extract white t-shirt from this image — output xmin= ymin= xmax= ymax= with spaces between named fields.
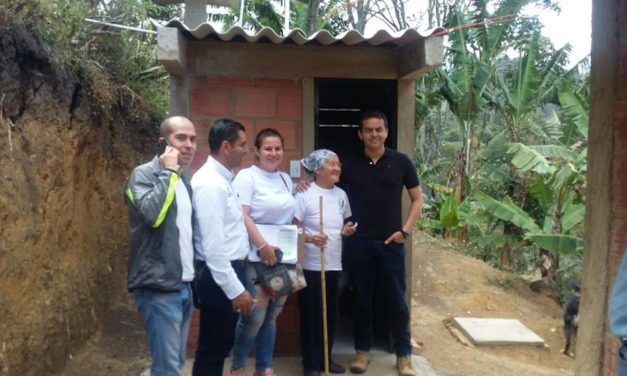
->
xmin=174 ymin=179 xmax=195 ymax=282
xmin=233 ymin=165 xmax=296 ymax=261
xmin=294 ymin=183 xmax=351 ymax=271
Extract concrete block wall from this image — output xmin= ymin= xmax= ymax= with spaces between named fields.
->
xmin=189 ymin=76 xmax=303 ymax=174
xmin=187 ymin=75 xmax=304 ymax=356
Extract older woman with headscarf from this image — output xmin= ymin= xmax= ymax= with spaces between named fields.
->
xmin=294 ymin=149 xmax=357 ymax=376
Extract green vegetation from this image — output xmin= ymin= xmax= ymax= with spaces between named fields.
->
xmin=415 ymin=0 xmax=587 ymax=301
xmin=0 ymin=0 xmax=180 ymax=119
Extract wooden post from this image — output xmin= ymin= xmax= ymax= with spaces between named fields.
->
xmin=319 ymin=196 xmax=329 ymax=376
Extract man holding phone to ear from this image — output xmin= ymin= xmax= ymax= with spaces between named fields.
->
xmin=124 ymin=116 xmax=197 ymax=376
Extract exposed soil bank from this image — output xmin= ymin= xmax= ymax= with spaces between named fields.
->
xmin=0 ymin=25 xmax=155 ymax=375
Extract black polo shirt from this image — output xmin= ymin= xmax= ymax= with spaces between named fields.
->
xmin=339 ymin=148 xmax=420 ymax=240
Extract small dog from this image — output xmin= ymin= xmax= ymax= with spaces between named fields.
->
xmin=562 ymin=282 xmax=580 ymax=357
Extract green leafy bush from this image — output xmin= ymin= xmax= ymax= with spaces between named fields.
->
xmin=0 ymin=0 xmax=180 ymax=118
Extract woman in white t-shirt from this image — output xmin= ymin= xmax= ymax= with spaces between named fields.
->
xmin=294 ymin=149 xmax=356 ymax=376
xmin=230 ymin=129 xmax=295 ymax=376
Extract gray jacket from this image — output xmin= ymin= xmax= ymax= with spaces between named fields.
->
xmin=124 ymin=156 xmax=193 ymax=292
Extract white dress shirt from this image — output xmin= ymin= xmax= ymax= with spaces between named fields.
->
xmin=192 ymin=156 xmax=249 ymax=299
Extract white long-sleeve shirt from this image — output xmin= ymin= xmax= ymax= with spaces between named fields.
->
xmin=192 ymin=156 xmax=248 ymax=299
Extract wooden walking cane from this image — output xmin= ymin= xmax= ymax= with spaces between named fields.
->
xmin=319 ymin=196 xmax=330 ymax=376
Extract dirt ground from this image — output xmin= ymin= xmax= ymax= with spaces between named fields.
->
xmin=60 ymin=233 xmax=575 ymax=376
xmin=412 ymin=235 xmax=575 ymax=376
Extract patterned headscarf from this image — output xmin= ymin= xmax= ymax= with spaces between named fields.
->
xmin=301 ymin=149 xmax=337 ymax=172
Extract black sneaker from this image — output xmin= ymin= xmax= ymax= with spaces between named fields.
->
xmin=329 ymin=360 xmax=346 ymax=374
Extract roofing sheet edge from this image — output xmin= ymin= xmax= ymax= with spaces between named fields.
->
xmin=163 ymin=19 xmax=446 ymax=47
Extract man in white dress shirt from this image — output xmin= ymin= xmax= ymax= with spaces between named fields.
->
xmin=191 ymin=118 xmax=255 ymax=376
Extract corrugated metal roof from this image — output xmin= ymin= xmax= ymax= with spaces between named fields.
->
xmin=164 ymin=19 xmax=444 ymax=47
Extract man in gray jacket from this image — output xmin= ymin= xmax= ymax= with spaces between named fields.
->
xmin=125 ymin=116 xmax=197 ymax=376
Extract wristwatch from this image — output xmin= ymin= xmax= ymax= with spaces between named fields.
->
xmin=400 ymin=229 xmax=410 ymax=239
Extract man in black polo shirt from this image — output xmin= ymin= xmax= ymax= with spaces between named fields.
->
xmin=340 ymin=111 xmax=423 ymax=376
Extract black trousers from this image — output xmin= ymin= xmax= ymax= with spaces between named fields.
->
xmin=298 ymin=270 xmax=340 ymax=372
xmin=343 ymin=237 xmax=411 ymax=356
xmin=192 ymin=260 xmax=246 ymax=376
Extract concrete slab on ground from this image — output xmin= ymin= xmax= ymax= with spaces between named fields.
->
xmin=452 ymin=317 xmax=545 ymax=346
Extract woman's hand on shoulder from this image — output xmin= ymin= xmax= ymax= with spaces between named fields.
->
xmin=295 ymin=179 xmax=311 ymax=193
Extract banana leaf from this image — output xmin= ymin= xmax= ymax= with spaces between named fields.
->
xmin=532 ymin=145 xmax=577 ymax=162
xmin=507 ymin=143 xmax=556 ymax=175
xmin=548 ymin=163 xmax=578 ymax=191
xmin=440 ymin=194 xmax=459 ymax=229
xmin=558 ymin=86 xmax=589 ymax=141
xmin=473 ymin=234 xmax=520 ymax=248
xmin=474 ymin=191 xmax=541 ymax=233
xmin=418 ymin=219 xmax=444 ymax=230
xmin=526 ymin=233 xmax=584 ymax=255
xmin=561 ymin=201 xmax=585 ymax=233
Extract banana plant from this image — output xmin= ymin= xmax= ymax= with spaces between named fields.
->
xmin=495 ymin=31 xmax=571 ymax=142
xmin=474 ymin=190 xmax=584 ymax=255
xmin=418 ymin=191 xmax=487 ymax=239
xmin=473 ymin=80 xmax=588 ymax=277
xmin=437 ymin=0 xmax=537 ymax=208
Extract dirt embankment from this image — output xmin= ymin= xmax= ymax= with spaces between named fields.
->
xmin=0 ymin=25 xmax=156 ymax=375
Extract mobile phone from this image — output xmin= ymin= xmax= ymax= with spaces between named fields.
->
xmin=274 ymin=248 xmax=284 ymax=262
xmin=156 ymin=138 xmax=169 ymax=156
xmin=352 ymin=222 xmax=358 ymax=228
xmin=256 ymin=248 xmax=283 ymax=262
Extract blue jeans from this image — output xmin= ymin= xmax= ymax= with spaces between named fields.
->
xmin=618 ymin=345 xmax=627 ymax=376
xmin=133 ymin=283 xmax=193 ymax=376
xmin=231 ymin=262 xmax=286 ymax=371
xmin=343 ymin=237 xmax=411 ymax=356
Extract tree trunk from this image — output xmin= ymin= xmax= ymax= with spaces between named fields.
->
xmin=306 ymin=0 xmax=320 ymax=34
xmin=500 ymin=222 xmax=516 ymax=271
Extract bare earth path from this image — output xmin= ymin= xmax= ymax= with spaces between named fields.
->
xmin=61 ymin=233 xmax=575 ymax=375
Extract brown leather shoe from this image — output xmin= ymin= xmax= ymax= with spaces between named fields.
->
xmin=396 ymin=355 xmax=416 ymax=376
xmin=349 ymin=351 xmax=369 ymax=374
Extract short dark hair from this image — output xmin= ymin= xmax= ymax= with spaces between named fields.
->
xmin=359 ymin=111 xmax=388 ymax=131
xmin=255 ymin=128 xmax=284 ymax=149
xmin=208 ymin=118 xmax=245 ymax=153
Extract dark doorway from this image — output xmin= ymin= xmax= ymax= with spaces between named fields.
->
xmin=314 ymin=78 xmax=399 ymax=353
xmin=314 ymin=78 xmax=397 ymax=158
